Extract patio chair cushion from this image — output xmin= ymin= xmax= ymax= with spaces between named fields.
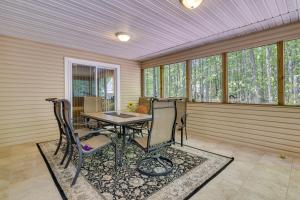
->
xmin=136 ymin=105 xmax=148 ymax=114
xmin=81 ymin=135 xmax=111 ymax=152
xmin=135 ymin=136 xmax=148 ymax=148
xmin=75 ymin=128 xmax=100 ymax=138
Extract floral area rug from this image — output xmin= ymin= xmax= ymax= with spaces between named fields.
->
xmin=37 ymin=140 xmax=233 ymax=200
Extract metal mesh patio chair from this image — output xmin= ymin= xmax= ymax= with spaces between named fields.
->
xmin=61 ymin=99 xmax=116 ymax=186
xmin=175 ymin=98 xmax=188 ymax=146
xmin=133 ymin=98 xmax=177 ymax=176
xmin=61 ymin=99 xmax=113 ymax=169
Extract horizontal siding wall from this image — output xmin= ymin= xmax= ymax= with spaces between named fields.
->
xmin=187 ymin=103 xmax=300 ymax=157
xmin=0 ymin=36 xmax=140 ymax=147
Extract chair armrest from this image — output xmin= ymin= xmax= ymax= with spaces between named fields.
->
xmin=45 ymin=97 xmax=57 ymax=102
xmin=74 ymin=133 xmax=81 ymax=149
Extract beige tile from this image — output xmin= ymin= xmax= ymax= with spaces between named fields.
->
xmin=232 ymin=188 xmax=274 ymax=200
xmin=287 ymin=164 xmax=300 ymax=200
xmin=190 ymin=179 xmax=240 ymax=200
xmin=241 ymin=177 xmax=288 ymax=200
xmin=217 ymin=160 xmax=255 ymax=186
xmin=292 ymin=158 xmax=300 ymax=170
xmin=9 ymin=174 xmax=61 ymax=200
xmin=247 ymin=164 xmax=290 ymax=187
xmin=232 ymin=145 xmax=265 ymax=163
xmin=0 ymin=179 xmax=9 ymax=192
xmin=258 ymin=152 xmax=293 ymax=170
xmin=286 ymin=182 xmax=300 ymax=200
xmin=0 ymin=191 xmax=9 ymax=200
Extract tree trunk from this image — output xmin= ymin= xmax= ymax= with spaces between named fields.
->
xmin=266 ymin=47 xmax=272 ymax=103
xmin=249 ymin=49 xmax=260 ymax=103
xmin=241 ymin=50 xmax=247 ymax=102
xmin=287 ymin=47 xmax=293 ymax=104
xmin=153 ymin=68 xmax=157 ymax=97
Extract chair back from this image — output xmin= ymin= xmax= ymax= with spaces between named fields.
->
xmin=84 ymin=96 xmax=102 ymax=113
xmin=53 ymin=100 xmax=66 ymax=135
xmin=61 ymin=99 xmax=76 ymax=142
xmin=46 ymin=98 xmax=65 ymax=136
xmin=147 ymin=99 xmax=176 ymax=148
xmin=175 ymin=98 xmax=187 ymax=125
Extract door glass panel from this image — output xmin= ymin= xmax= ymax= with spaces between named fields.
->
xmin=72 ymin=64 xmax=116 ymax=127
xmin=72 ymin=64 xmax=96 ymax=126
xmin=97 ymin=68 xmax=115 ymax=111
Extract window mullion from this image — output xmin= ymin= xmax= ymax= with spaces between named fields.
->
xmin=277 ymin=41 xmax=284 ymax=105
xmin=222 ymin=52 xmax=228 ymax=103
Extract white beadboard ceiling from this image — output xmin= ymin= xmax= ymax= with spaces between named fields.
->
xmin=0 ymin=0 xmax=299 ymax=61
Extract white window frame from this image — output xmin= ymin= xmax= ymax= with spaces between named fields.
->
xmin=64 ymin=57 xmax=121 ymax=113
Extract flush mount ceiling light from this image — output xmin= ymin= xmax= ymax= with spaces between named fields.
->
xmin=115 ymin=32 xmax=130 ymax=42
xmin=180 ymin=0 xmax=203 ymax=9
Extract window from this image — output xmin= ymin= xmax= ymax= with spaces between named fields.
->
xmin=284 ymin=39 xmax=300 ymax=105
xmin=191 ymin=55 xmax=222 ymax=102
xmin=144 ymin=67 xmax=160 ymax=97
xmin=97 ymin=68 xmax=115 ymax=100
xmin=228 ymin=44 xmax=278 ymax=104
xmin=72 ymin=65 xmax=96 ymax=97
xmin=164 ymin=62 xmax=186 ymax=98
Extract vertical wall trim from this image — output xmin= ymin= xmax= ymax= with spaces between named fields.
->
xmin=277 ymin=41 xmax=284 ymax=105
xmin=186 ymin=60 xmax=192 ymax=101
xmin=141 ymin=68 xmax=144 ymax=97
xmin=160 ymin=65 xmax=164 ymax=98
xmin=222 ymin=53 xmax=228 ymax=103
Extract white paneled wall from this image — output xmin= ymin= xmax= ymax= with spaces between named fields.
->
xmin=0 ymin=36 xmax=140 ymax=147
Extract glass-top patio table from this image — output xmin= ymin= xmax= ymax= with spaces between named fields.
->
xmin=81 ymin=111 xmax=152 ymax=167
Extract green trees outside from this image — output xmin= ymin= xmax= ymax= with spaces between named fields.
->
xmin=144 ymin=39 xmax=300 ymax=105
xmin=144 ymin=67 xmax=160 ymax=97
xmin=228 ymin=44 xmax=278 ymax=104
xmin=191 ymin=55 xmax=222 ymax=102
xmin=285 ymin=39 xmax=300 ymax=105
xmin=164 ymin=62 xmax=186 ymax=98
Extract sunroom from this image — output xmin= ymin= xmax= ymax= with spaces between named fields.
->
xmin=0 ymin=0 xmax=299 ymax=200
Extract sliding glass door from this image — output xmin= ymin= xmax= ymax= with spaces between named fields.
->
xmin=72 ymin=64 xmax=116 ymax=124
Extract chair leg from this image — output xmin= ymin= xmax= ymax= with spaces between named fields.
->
xmin=60 ymin=137 xmax=69 ymax=165
xmin=114 ymin=143 xmax=118 ymax=170
xmin=181 ymin=128 xmax=183 ymax=147
xmin=64 ymin=143 xmax=73 ymax=169
xmin=185 ymin=126 xmax=187 ymax=140
xmin=71 ymin=151 xmax=83 ymax=186
xmin=54 ymin=134 xmax=62 ymax=155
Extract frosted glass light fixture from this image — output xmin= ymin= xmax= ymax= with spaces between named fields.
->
xmin=180 ymin=0 xmax=203 ymax=9
xmin=116 ymin=32 xmax=130 ymax=42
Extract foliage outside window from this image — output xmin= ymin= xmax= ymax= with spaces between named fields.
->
xmin=284 ymin=39 xmax=300 ymax=105
xmin=72 ymin=65 xmax=96 ymax=97
xmin=164 ymin=62 xmax=186 ymax=98
xmin=97 ymin=69 xmax=115 ymax=100
xmin=73 ymin=80 xmax=95 ymax=97
xmin=144 ymin=67 xmax=160 ymax=97
xmin=191 ymin=55 xmax=222 ymax=102
xmin=228 ymin=44 xmax=278 ymax=104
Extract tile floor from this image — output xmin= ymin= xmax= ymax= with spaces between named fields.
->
xmin=0 ymin=133 xmax=299 ymax=200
